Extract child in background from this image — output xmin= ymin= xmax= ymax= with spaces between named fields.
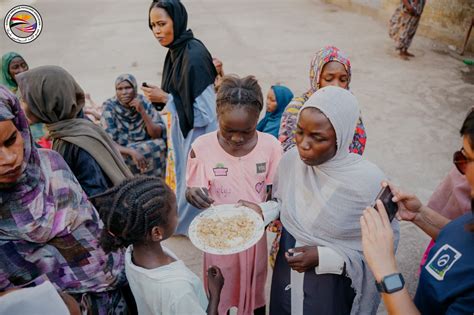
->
xmin=93 ymin=176 xmax=224 ymax=315
xmin=257 ymin=85 xmax=293 ymax=139
xmin=186 ymin=75 xmax=283 ymax=315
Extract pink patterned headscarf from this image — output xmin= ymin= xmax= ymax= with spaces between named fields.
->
xmin=308 ymin=45 xmax=352 ymax=93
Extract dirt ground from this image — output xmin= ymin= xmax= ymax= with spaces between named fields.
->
xmin=1 ymin=0 xmax=473 ymax=313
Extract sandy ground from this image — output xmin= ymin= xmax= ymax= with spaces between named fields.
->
xmin=1 ymin=0 xmax=473 ymax=313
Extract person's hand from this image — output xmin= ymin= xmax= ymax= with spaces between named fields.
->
xmin=185 ymin=187 xmax=214 ymax=209
xmin=207 ymin=266 xmax=224 ymax=298
xmin=385 ymin=182 xmax=422 ymax=222
xmin=236 ymin=200 xmax=263 ymax=219
xmin=141 ymin=84 xmax=169 ymax=104
xmin=84 ymin=108 xmax=101 ymax=121
xmin=285 ymin=246 xmax=319 ymax=273
xmin=360 ymin=201 xmax=398 ymax=282
xmin=131 ymin=150 xmax=148 ymax=172
xmin=128 ymin=98 xmax=145 ymax=115
xmin=212 ymin=58 xmax=224 ymax=76
xmin=60 ymin=292 xmax=81 ymax=315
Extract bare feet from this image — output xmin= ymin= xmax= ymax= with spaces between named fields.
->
xmin=405 ymin=51 xmax=415 ymax=57
xmin=399 ymin=50 xmax=411 ymax=60
xmin=399 ymin=51 xmax=409 ymax=60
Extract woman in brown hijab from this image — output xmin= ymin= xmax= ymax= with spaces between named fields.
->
xmin=16 ymin=65 xmax=132 ymax=196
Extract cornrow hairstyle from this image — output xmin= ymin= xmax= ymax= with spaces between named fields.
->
xmin=216 ymin=75 xmax=264 ymax=114
xmin=91 ymin=176 xmax=175 ymax=253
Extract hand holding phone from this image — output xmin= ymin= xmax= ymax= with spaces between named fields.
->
xmin=373 ymin=185 xmax=398 ymax=222
xmin=142 ymin=82 xmax=166 ymax=111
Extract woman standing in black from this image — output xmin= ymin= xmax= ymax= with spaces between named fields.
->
xmin=141 ymin=0 xmax=218 ymax=235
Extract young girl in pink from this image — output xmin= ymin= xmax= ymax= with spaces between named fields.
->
xmin=186 ymin=75 xmax=283 ymax=315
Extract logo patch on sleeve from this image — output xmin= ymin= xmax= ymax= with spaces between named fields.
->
xmin=425 ymin=244 xmax=462 ymax=281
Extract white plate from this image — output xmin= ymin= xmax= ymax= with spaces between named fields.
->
xmin=188 ymin=204 xmax=265 ymax=255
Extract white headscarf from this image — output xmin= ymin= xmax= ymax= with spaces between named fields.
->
xmin=276 ymin=86 xmax=399 ymax=315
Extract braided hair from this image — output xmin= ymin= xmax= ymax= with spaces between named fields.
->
xmin=216 ymin=75 xmax=264 ymax=115
xmin=91 ymin=176 xmax=175 ymax=253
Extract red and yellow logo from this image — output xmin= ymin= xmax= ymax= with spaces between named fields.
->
xmin=4 ymin=6 xmax=43 ymax=44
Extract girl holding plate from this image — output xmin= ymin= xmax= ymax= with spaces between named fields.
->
xmin=186 ymin=75 xmax=283 ymax=315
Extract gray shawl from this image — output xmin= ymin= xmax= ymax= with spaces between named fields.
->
xmin=276 ymin=86 xmax=400 ymax=315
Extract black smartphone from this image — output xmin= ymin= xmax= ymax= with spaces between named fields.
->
xmin=373 ymin=185 xmax=398 ymax=222
xmin=142 ymin=82 xmax=166 ymax=111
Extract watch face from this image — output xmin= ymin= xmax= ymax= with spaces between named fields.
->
xmin=384 ymin=274 xmax=403 ymax=292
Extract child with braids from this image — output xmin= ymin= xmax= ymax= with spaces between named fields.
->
xmin=186 ymin=75 xmax=283 ymax=315
xmin=92 ymin=176 xmax=224 ymax=315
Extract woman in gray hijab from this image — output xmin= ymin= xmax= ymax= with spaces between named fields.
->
xmin=241 ymin=86 xmax=399 ymax=315
xmin=16 ymin=65 xmax=132 ymax=196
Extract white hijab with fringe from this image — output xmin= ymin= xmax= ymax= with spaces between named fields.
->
xmin=276 ymin=86 xmax=400 ymax=315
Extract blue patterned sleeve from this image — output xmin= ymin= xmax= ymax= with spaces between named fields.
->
xmin=100 ymin=102 xmax=119 ymax=142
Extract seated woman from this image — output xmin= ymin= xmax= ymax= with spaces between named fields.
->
xmin=0 ymin=86 xmax=127 ymax=314
xmin=242 ymin=86 xmax=399 ymax=315
xmin=16 ymin=66 xmax=132 ymax=196
xmin=101 ymin=74 xmax=167 ymax=177
xmin=257 ymin=85 xmax=293 ymax=139
xmin=0 ymin=52 xmax=28 ymax=96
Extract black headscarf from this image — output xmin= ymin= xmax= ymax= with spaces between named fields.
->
xmin=149 ymin=0 xmax=217 ymax=138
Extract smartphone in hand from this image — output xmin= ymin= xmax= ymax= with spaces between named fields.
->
xmin=142 ymin=82 xmax=166 ymax=111
xmin=373 ymin=185 xmax=398 ymax=222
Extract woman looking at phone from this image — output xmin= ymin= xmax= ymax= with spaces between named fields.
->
xmin=361 ymin=110 xmax=474 ymax=314
xmin=241 ymin=86 xmax=399 ymax=315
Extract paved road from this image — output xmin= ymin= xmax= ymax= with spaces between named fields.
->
xmin=2 ymin=0 xmax=473 ymax=313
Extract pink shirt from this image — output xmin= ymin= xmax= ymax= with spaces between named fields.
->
xmin=186 ymin=131 xmax=282 ymax=314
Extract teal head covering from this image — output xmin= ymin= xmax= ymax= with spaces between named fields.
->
xmin=0 ymin=52 xmax=26 ymax=93
xmin=257 ymin=85 xmax=293 ymax=138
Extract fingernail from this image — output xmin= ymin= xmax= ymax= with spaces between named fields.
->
xmin=288 ymin=249 xmax=294 ymax=253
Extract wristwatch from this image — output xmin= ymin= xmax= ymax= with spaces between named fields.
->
xmin=375 ymin=273 xmax=405 ymax=294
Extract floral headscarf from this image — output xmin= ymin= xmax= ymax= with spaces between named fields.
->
xmin=308 ymin=46 xmax=351 ymax=93
xmin=278 ymin=46 xmax=364 ymax=153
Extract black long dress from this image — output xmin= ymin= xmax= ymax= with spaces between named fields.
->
xmin=270 ymin=227 xmax=356 ymax=315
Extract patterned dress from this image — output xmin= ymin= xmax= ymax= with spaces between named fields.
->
xmin=101 ymin=74 xmax=167 ymax=178
xmin=0 ymin=86 xmax=127 ymax=315
xmin=389 ymin=0 xmax=426 ymax=51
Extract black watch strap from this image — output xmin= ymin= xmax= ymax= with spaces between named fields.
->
xmin=375 ymin=273 xmax=405 ymax=294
